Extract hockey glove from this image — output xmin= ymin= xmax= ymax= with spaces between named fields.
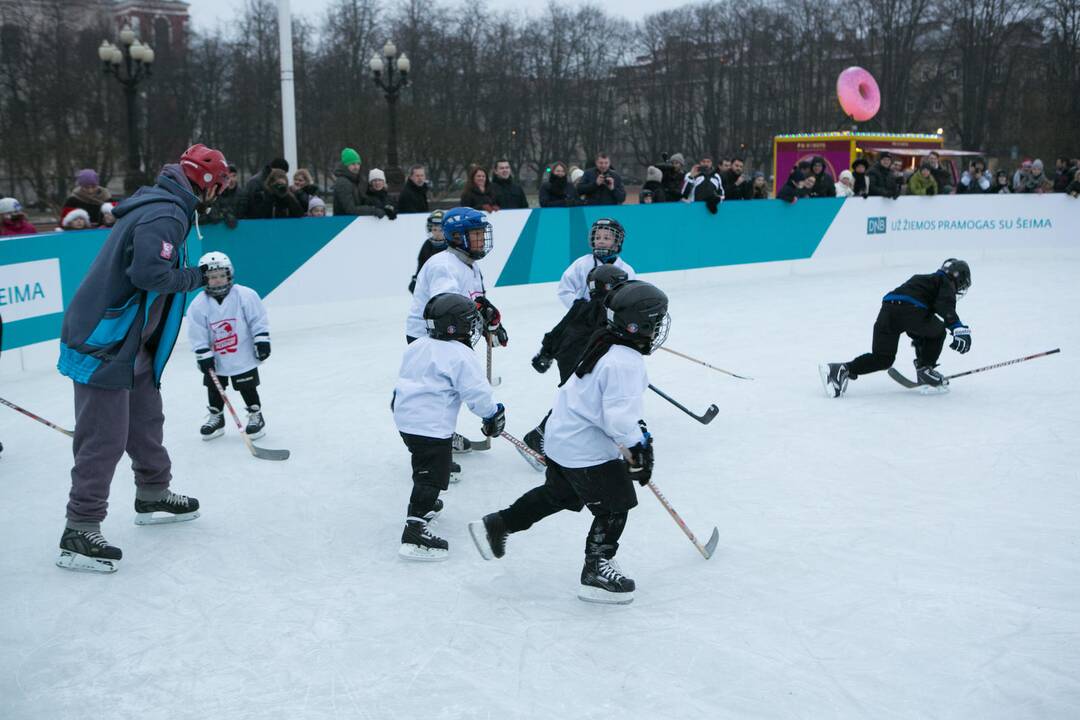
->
xmin=491 ymin=325 xmax=509 ymax=347
xmin=195 ymin=349 xmax=215 ymax=374
xmin=531 ymin=352 xmax=553 ymax=373
xmin=475 ymin=296 xmax=501 ymax=327
xmin=627 ymin=420 xmax=654 ymax=485
xmin=481 ymin=403 xmax=506 ymax=437
xmin=198 ymin=263 xmax=210 ymax=287
xmin=255 ymin=339 xmax=271 ymax=361
xmin=949 ymin=325 xmax=972 ymax=354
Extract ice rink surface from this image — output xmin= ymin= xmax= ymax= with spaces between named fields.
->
xmin=1 ymin=254 xmax=1078 ymax=719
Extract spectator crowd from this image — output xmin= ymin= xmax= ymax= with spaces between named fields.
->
xmin=4 ymin=147 xmax=1078 ymax=237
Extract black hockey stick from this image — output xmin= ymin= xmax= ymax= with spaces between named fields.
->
xmin=648 ymin=384 xmax=719 ymax=425
xmin=208 ymin=370 xmax=290 ymax=461
xmin=660 ymin=347 xmax=753 ymax=380
xmin=0 ymin=396 xmax=74 ymax=438
xmin=888 ymin=348 xmax=1061 ymax=389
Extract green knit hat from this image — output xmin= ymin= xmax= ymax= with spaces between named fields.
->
xmin=341 ymin=148 xmax=361 ymax=165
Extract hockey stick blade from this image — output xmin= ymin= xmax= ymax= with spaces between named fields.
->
xmin=887 ymin=368 xmax=920 ymax=388
xmin=648 ymin=384 xmax=719 ymax=425
xmin=702 ymin=527 xmax=720 ymax=559
xmin=469 ymin=437 xmax=492 ymax=451
xmin=209 ymin=370 xmax=290 ymax=461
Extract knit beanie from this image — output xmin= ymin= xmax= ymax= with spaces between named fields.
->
xmin=646 ymin=166 xmax=663 ymax=183
xmin=669 ymin=153 xmax=685 ymax=166
xmin=341 ymin=148 xmax=361 ymax=165
xmin=76 ymin=169 xmax=99 ymax=187
xmin=101 ymin=202 xmax=116 ymax=215
xmin=368 ymin=168 xmax=386 ymax=183
xmin=1032 ymin=159 xmax=1044 ymax=171
xmin=308 ymin=196 xmax=326 ymax=211
xmin=0 ymin=197 xmax=21 ymax=214
xmin=62 ymin=208 xmax=91 ymax=227
xmin=570 ymin=168 xmax=585 ymax=184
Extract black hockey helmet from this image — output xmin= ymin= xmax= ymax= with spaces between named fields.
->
xmin=426 ymin=209 xmax=447 ymax=248
xmin=604 ymin=280 xmax=670 ymax=354
xmin=424 ymin=293 xmax=483 ymax=346
xmin=940 ymin=258 xmax=971 ymax=296
xmin=589 ymin=218 xmax=625 ymax=262
xmin=587 ymin=263 xmax=629 ymax=299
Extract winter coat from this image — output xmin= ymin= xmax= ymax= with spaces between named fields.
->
xmin=989 ymin=179 xmax=1011 ymax=194
xmin=460 ymin=186 xmax=499 ymax=211
xmin=293 ymin=182 xmax=321 ymax=211
xmin=930 ymin=165 xmax=952 ymax=193
xmin=777 ymin=172 xmax=809 ymax=203
xmin=246 ymin=173 xmax=305 ymax=219
xmin=957 ymin=170 xmax=991 ymax=194
xmin=237 ymin=167 xmax=272 ymax=219
xmin=539 ymin=175 xmax=578 ymax=207
xmin=641 ymin=179 xmax=666 ymax=203
xmin=61 ymin=185 xmax=112 ymax=226
xmin=867 ymin=162 xmax=900 ymax=198
xmin=655 ymin=163 xmax=685 ymax=202
xmin=57 ymin=164 xmax=205 ymax=390
xmin=331 ymin=165 xmax=382 ymax=217
xmin=397 ymin=179 xmax=430 ymax=214
xmin=835 ymin=182 xmax=854 ymax=198
xmin=1066 ymin=178 xmax=1080 ymax=198
xmin=575 ymin=167 xmax=626 ymax=206
xmin=1018 ymin=171 xmax=1053 ymax=194
xmin=490 ymin=175 xmax=529 ymax=209
xmin=681 ymin=170 xmax=723 ymax=202
xmin=808 ymin=165 xmax=836 ymax=198
xmin=366 ymin=184 xmax=392 ymax=210
xmin=907 ymin=171 xmax=939 ymax=196
xmin=852 ymin=172 xmax=870 ymax=197
xmin=722 ymin=171 xmax=752 ymax=200
xmin=1 ymin=216 xmax=38 ymax=236
xmin=204 ymin=186 xmax=240 ymax=227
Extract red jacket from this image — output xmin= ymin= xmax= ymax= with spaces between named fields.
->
xmin=1 ymin=217 xmax=37 ymax=236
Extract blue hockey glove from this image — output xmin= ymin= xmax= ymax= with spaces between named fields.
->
xmin=481 ymin=403 xmax=505 ymax=437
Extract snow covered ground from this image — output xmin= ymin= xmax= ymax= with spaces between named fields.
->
xmin=2 ymin=254 xmax=1078 ymax=719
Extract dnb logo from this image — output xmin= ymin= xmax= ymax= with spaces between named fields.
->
xmin=866 ymin=217 xmax=887 ymax=235
xmin=211 ymin=318 xmax=239 ymax=354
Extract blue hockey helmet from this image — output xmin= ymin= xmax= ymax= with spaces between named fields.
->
xmin=442 ymin=207 xmax=493 ymax=260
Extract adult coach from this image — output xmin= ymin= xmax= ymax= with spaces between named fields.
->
xmin=55 ymin=144 xmax=230 ymax=573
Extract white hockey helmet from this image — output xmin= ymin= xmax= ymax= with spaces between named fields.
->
xmin=199 ymin=251 xmax=233 ymax=298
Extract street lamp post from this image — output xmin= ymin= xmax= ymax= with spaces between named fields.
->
xmin=98 ymin=25 xmax=154 ymax=193
xmin=369 ymin=40 xmax=410 ymax=188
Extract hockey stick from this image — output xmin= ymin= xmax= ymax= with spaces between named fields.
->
xmin=660 ymin=346 xmax=753 ymax=380
xmin=888 ymin=348 xmax=1061 ymax=388
xmin=0 ymin=396 xmax=74 ymax=438
xmin=501 ymin=430 xmax=545 ymax=462
xmin=485 ymin=332 xmax=501 ymax=387
xmin=648 ymin=384 xmax=719 ymax=425
xmin=208 ymin=369 xmax=290 ymax=461
xmin=615 ymin=446 xmax=719 ymax=560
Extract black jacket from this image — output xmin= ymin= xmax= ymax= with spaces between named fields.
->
xmin=852 ymin=172 xmax=870 ymax=197
xmin=237 ymin=166 xmax=272 ymax=219
xmin=808 ymin=162 xmax=836 ymax=198
xmin=397 ymin=179 xmax=430 ymax=214
xmin=540 ymin=298 xmax=608 ymax=383
xmin=367 ymin=185 xmax=392 ymax=210
xmin=460 ymin=186 xmax=498 ymax=211
xmin=930 ymin=165 xmax=952 ymax=193
xmin=490 ymin=175 xmax=529 ymax=209
xmin=641 ymin=179 xmax=666 ymax=202
xmin=868 ymin=162 xmax=900 ymax=198
xmin=332 ymin=166 xmax=381 ymax=217
xmin=721 ymin=170 xmax=752 ymax=200
xmin=886 ymin=271 xmax=961 ymax=327
xmin=205 ymin=186 xmax=240 ymax=226
xmin=656 ymin=163 xmax=685 ymax=202
xmin=777 ymin=172 xmax=809 ymax=203
xmin=681 ymin=170 xmax=723 ymax=202
xmin=539 ymin=175 xmax=578 ymax=207
xmin=246 ymin=185 xmax=305 ymax=219
xmin=576 ymin=167 xmax=626 ymax=206
xmin=293 ymin=183 xmax=321 ymax=211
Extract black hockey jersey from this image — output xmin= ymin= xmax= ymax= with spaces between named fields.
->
xmin=884 ymin=271 xmax=962 ymax=327
xmin=540 ymin=298 xmax=607 ymax=383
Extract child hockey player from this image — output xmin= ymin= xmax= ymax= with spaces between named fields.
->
xmin=520 ymin=264 xmax=630 ymax=467
xmin=406 ymin=206 xmax=507 ymax=454
xmin=821 ymin=258 xmax=972 ymax=397
xmin=188 ymin=252 xmax=272 ymax=438
xmin=556 ymin=218 xmax=636 ymax=308
xmin=393 ymin=293 xmax=506 ymax=560
xmin=469 ymin=280 xmax=670 ymax=604
xmin=408 ymin=209 xmax=445 ymax=294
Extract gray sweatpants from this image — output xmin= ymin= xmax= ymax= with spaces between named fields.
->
xmin=66 ymin=371 xmax=172 ymax=530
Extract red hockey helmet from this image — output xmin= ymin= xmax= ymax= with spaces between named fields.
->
xmin=180 ymin=143 xmax=230 ymax=195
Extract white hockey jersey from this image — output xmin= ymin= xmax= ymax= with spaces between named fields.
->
xmin=186 ymin=284 xmax=270 ymax=378
xmin=392 ymin=336 xmax=498 ymax=439
xmin=406 ymin=250 xmax=486 ymax=340
xmin=556 ymin=254 xmax=636 ymax=308
xmin=544 ymin=344 xmax=649 ymax=468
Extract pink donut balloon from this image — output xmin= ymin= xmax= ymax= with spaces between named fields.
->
xmin=837 ymin=66 xmax=881 ymax=122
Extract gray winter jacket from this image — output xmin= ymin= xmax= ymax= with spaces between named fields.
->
xmin=57 ymin=164 xmax=205 ymax=389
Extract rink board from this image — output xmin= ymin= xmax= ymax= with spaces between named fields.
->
xmin=0 ymin=194 xmax=1074 ymax=360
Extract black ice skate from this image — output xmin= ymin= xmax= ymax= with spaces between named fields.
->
xmin=424 ymin=498 xmax=444 ymax=523
xmin=244 ymin=405 xmax=266 ymax=439
xmin=134 ymin=490 xmax=201 ymax=526
xmin=201 ymin=407 xmax=225 ymax=440
xmin=449 ymin=460 xmax=462 ymax=485
xmin=451 ymin=432 xmax=472 ymax=454
xmin=56 ymin=528 xmax=122 ymax=573
xmin=915 ymin=362 xmax=949 ymax=393
xmin=578 ymin=557 xmax=636 ymax=605
xmin=468 ymin=512 xmax=508 ymax=560
xmin=515 ymin=427 xmax=546 ymax=472
xmin=819 ymin=363 xmax=849 ymax=398
xmin=399 ymin=517 xmax=449 ymax=561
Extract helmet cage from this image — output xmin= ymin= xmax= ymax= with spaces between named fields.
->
xmin=590 ymin=219 xmax=625 ymax=261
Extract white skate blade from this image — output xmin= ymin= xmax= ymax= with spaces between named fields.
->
xmin=468 ymin=520 xmax=494 ymax=560
xmin=577 ymin=585 xmax=634 ymax=605
xmin=201 ymin=428 xmax=224 ymax=441
xmin=134 ymin=510 xmax=201 ymax=526
xmin=398 ymin=543 xmax=449 ymax=562
xmin=918 ymin=384 xmax=950 ymax=395
xmin=56 ymin=550 xmax=118 ymax=574
xmin=246 ymin=428 xmax=265 ymax=440
xmin=515 ymin=444 xmax=546 ymax=473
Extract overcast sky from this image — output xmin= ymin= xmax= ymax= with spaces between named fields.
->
xmin=184 ymin=0 xmax=667 ymax=32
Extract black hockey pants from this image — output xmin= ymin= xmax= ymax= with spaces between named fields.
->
xmin=846 ymin=302 xmax=946 ymax=378
xmin=400 ymin=432 xmax=453 ymax=518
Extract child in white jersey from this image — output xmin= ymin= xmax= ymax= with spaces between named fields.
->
xmin=187 ymin=252 xmax=271 ymax=439
xmin=393 ymin=293 xmax=505 ymax=561
xmin=556 ymin=217 xmax=636 ymax=308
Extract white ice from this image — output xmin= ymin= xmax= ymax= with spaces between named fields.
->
xmin=1 ymin=254 xmax=1078 ymax=719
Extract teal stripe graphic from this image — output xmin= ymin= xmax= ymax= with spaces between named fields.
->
xmin=495 ymin=199 xmax=845 ymax=286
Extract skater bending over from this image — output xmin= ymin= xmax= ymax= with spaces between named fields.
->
xmin=469 ymin=280 xmax=670 ymax=604
xmin=822 ymin=258 xmax=972 ymax=397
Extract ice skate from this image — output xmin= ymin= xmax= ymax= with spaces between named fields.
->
xmin=56 ymin=528 xmax=122 ymax=573
xmin=200 ymin=407 xmax=225 ymax=440
xmin=468 ymin=512 xmax=507 ymax=560
xmin=399 ymin=517 xmax=448 ymax=561
xmin=578 ymin=557 xmax=635 ymax=604
xmin=134 ymin=490 xmax=201 ymax=525
xmin=424 ymin=498 xmax=444 ymax=523
xmin=244 ymin=405 xmax=265 ymax=439
xmin=516 ymin=427 xmax=546 ymax=472
xmin=915 ymin=362 xmax=949 ymax=394
xmin=449 ymin=460 xmax=461 ymax=484
xmin=819 ymin=363 xmax=849 ymax=398
xmin=451 ymin=432 xmax=471 ymax=454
